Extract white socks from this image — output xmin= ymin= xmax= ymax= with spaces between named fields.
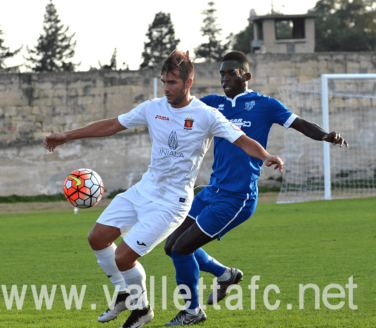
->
xmin=217 ymin=267 xmax=232 ymax=282
xmin=93 ymin=243 xmax=127 ymax=292
xmin=120 ymin=261 xmax=149 ymax=309
xmin=94 ymin=245 xmax=149 ymax=309
xmin=185 ymin=307 xmax=200 ymax=315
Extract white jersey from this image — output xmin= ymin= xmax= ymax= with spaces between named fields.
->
xmin=118 ymin=97 xmax=244 ymax=209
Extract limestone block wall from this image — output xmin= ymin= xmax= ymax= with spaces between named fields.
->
xmin=0 ymin=52 xmax=375 ymax=196
xmin=0 ymin=69 xmax=156 ymax=147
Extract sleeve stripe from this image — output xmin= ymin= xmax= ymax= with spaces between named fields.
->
xmin=283 ymin=114 xmax=298 ymax=129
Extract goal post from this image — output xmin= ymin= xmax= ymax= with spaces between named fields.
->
xmin=277 ymin=74 xmax=376 ymax=204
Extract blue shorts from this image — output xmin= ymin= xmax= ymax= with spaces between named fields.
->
xmin=188 ymin=185 xmax=258 ymax=240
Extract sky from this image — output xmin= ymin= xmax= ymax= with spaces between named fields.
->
xmin=1 ymin=0 xmax=319 ymax=71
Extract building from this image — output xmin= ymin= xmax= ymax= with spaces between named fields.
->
xmin=249 ymin=13 xmax=317 ymax=54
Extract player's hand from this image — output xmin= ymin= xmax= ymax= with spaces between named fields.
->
xmin=322 ymin=131 xmax=349 ymax=147
xmin=265 ymin=155 xmax=284 ymax=172
xmin=44 ymin=133 xmax=68 ymax=152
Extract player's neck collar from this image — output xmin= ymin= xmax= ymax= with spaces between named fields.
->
xmin=226 ymin=89 xmax=254 ymax=108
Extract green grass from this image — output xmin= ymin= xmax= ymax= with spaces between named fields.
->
xmin=0 ymin=197 xmax=375 ymax=327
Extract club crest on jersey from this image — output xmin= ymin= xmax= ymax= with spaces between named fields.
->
xmin=184 ymin=117 xmax=194 ymax=130
xmin=245 ymin=101 xmax=255 ymax=111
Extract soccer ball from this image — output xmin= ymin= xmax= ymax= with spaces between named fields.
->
xmin=63 ymin=168 xmax=104 ymax=208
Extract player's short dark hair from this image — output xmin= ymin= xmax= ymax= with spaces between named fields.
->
xmin=160 ymin=50 xmax=194 ymax=84
xmin=222 ymin=51 xmax=250 ymax=73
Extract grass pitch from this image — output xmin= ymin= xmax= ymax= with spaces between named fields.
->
xmin=0 ymin=197 xmax=375 ymax=327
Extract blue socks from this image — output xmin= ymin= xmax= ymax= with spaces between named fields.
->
xmin=170 ymin=248 xmax=228 ymax=310
xmin=171 ymin=251 xmax=200 ymax=309
xmin=166 ymin=248 xmax=227 ymax=277
xmin=194 ymin=248 xmax=227 ymax=277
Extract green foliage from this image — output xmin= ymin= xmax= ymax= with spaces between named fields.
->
xmin=25 ymin=0 xmax=78 ymax=72
xmin=312 ymin=0 xmax=376 ymax=51
xmin=107 ymin=189 xmax=127 ymax=199
xmin=194 ymin=185 xmax=280 ymax=196
xmin=0 ymin=198 xmax=375 ymax=326
xmin=99 ymin=48 xmax=117 ymax=70
xmin=275 ymin=20 xmax=293 ymax=39
xmin=230 ymin=23 xmax=254 ymax=54
xmin=284 ymin=178 xmax=376 ymax=190
xmin=0 ymin=193 xmax=66 ymax=203
xmin=0 ymin=27 xmax=22 ymax=69
xmin=195 ymin=1 xmax=230 ymax=62
xmin=258 ymin=185 xmax=281 ymax=193
xmin=335 ymin=169 xmax=358 ymax=178
xmin=140 ymin=12 xmax=180 ymax=69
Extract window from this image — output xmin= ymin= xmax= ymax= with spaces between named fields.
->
xmin=256 ymin=20 xmax=263 ymax=40
xmin=275 ymin=18 xmax=305 ymax=40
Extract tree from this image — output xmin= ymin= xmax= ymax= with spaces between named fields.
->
xmin=0 ymin=27 xmax=22 ymax=69
xmin=231 ymin=23 xmax=254 ymax=54
xmin=99 ymin=48 xmax=117 ymax=70
xmin=25 ymin=0 xmax=78 ymax=72
xmin=194 ymin=1 xmax=229 ymax=62
xmin=312 ymin=0 xmax=376 ymax=51
xmin=140 ymin=12 xmax=180 ymax=69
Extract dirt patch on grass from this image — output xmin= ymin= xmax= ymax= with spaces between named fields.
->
xmin=0 ymin=193 xmax=280 ymax=215
xmin=258 ymin=192 xmax=279 ymax=203
xmin=0 ymin=199 xmax=113 ymax=215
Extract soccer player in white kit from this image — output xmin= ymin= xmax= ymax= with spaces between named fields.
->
xmin=44 ymin=50 xmax=284 ymax=328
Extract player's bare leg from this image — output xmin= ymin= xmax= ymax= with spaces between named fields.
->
xmin=88 ymin=223 xmax=121 ymax=250
xmin=115 ymin=241 xmax=154 ymax=328
xmin=88 ymin=223 xmax=131 ymax=323
xmin=165 ymin=216 xmax=230 ymax=281
xmin=164 ymin=216 xmax=195 ymax=256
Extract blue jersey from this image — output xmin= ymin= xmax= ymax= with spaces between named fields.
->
xmin=200 ymin=90 xmax=296 ymax=193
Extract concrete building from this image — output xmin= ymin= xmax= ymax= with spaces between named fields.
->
xmin=249 ymin=13 xmax=317 ymax=54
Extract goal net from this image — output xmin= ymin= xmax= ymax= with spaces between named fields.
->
xmin=277 ymin=74 xmax=376 ymax=203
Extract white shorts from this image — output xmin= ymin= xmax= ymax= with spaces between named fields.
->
xmin=96 ymin=187 xmax=188 ymax=256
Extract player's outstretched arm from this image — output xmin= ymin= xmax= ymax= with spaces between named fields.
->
xmin=234 ymin=135 xmax=284 ymax=172
xmin=290 ymin=117 xmax=349 ymax=147
xmin=44 ymin=118 xmax=126 ymax=152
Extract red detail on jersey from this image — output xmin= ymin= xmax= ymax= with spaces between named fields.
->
xmin=231 ymin=123 xmax=241 ymax=131
xmin=155 ymin=115 xmax=170 ymax=121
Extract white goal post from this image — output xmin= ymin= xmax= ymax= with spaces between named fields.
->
xmin=277 ymin=74 xmax=376 ymax=203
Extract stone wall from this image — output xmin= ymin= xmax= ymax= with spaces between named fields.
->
xmin=1 ymin=52 xmax=375 ymax=196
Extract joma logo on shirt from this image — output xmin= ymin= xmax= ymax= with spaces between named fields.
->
xmin=159 ymin=149 xmax=184 ymax=158
xmin=155 ymin=115 xmax=169 ymax=121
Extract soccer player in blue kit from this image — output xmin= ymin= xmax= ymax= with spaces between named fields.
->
xmin=164 ymin=51 xmax=349 ymax=326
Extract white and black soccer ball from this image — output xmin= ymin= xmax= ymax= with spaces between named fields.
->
xmin=63 ymin=168 xmax=104 ymax=208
